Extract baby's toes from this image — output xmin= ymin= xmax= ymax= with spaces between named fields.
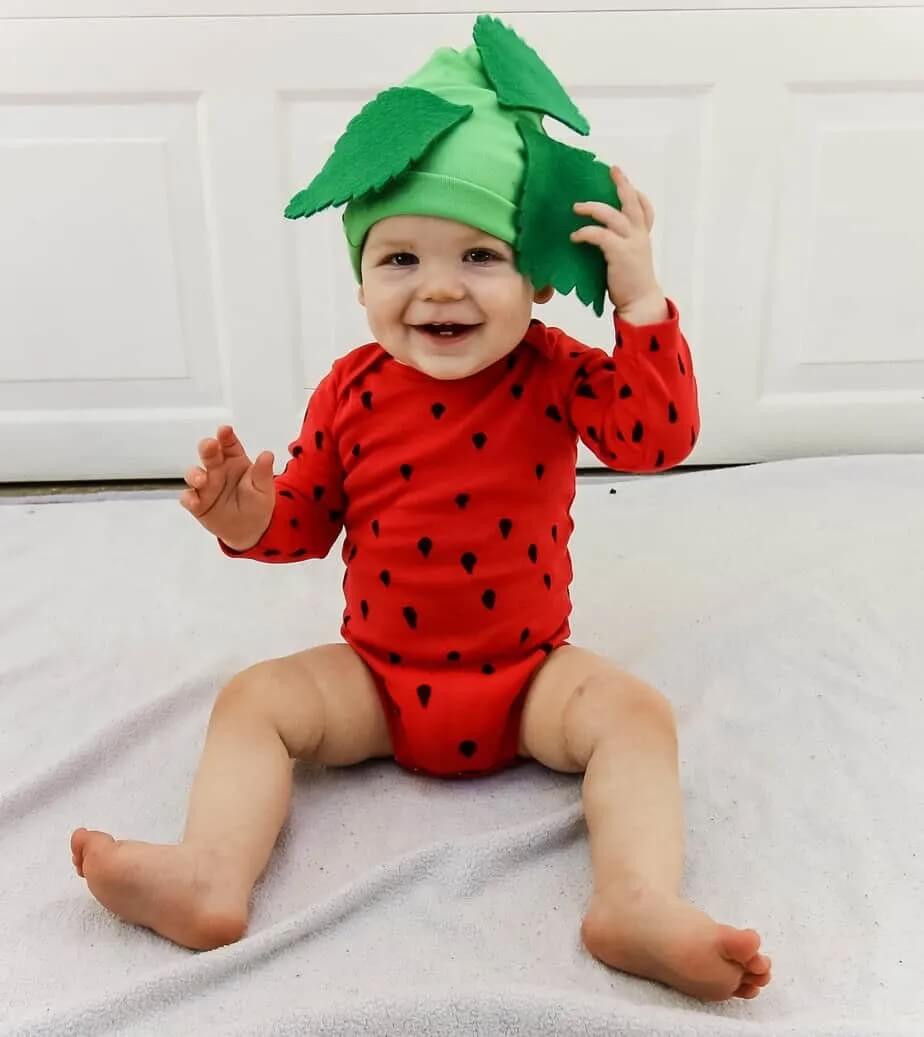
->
xmin=747 ymin=952 xmax=772 ymax=975
xmin=735 ymin=982 xmax=761 ymax=999
xmin=717 ymin=925 xmax=762 ymax=967
xmin=70 ymin=827 xmax=89 ymax=876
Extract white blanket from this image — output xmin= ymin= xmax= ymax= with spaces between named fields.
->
xmin=1 ymin=454 xmax=923 ymax=1036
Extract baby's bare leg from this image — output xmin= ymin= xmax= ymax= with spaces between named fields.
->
xmin=518 ymin=646 xmax=772 ymax=1002
xmin=71 ymin=643 xmax=391 ymax=950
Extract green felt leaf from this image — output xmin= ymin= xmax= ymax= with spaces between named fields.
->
xmin=284 ymin=87 xmax=472 ymax=219
xmin=473 ymin=15 xmax=590 ymax=136
xmin=515 ymin=120 xmax=621 ymax=316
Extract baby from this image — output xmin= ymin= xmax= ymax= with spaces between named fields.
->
xmin=71 ymin=16 xmax=771 ymax=1002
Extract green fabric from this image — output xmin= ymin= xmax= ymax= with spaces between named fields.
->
xmin=342 ymin=45 xmax=540 ymax=280
xmin=284 ymin=15 xmax=621 ymax=314
xmin=283 ymin=87 xmax=471 ymax=220
xmin=516 ymin=120 xmax=620 ymax=316
xmin=473 ymin=14 xmax=590 ymax=136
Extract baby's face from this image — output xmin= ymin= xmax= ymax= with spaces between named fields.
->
xmin=359 ymin=215 xmax=552 ymax=381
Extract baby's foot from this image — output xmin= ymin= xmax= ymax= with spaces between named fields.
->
xmin=70 ymin=828 xmax=249 ymax=951
xmin=581 ymin=881 xmax=772 ymax=1001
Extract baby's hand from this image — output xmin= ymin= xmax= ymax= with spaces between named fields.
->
xmin=571 ymin=166 xmax=666 ymax=323
xmin=179 ymin=425 xmax=275 ymax=551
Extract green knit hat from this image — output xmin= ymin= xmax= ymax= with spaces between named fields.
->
xmin=284 ymin=16 xmax=621 ymax=316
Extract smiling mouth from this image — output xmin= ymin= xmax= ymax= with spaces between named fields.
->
xmin=413 ymin=323 xmax=482 ymax=341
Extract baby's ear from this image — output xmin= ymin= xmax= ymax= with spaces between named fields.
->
xmin=534 ymin=285 xmax=554 ymax=304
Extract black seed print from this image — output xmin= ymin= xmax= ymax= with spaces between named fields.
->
xmin=569 ymin=351 xmax=581 ymax=358
xmin=540 ymin=643 xmax=553 ymax=654
xmin=361 ymin=600 xmax=369 ymax=620
xmin=473 ymin=432 xmax=487 ymax=449
xmin=649 ymin=335 xmax=660 ymax=352
xmin=292 ymin=445 xmax=303 ymax=457
xmin=290 ymin=548 xmax=308 ymax=558
xmin=482 ymin=589 xmax=496 ymax=610
xmin=461 ymin=552 xmax=477 ymax=574
xmin=417 ymin=684 xmax=432 ymax=707
xmin=315 ymin=431 xmax=324 ymax=449
xmin=264 ymin=549 xmax=280 ymax=557
xmin=507 ymin=353 xmax=518 ymax=370
xmin=389 ymin=652 xmax=402 ymax=664
xmin=619 ymin=384 xmax=632 ymax=399
xmin=400 ymin=464 xmax=413 ymax=480
xmin=371 ymin=519 xmax=380 ymax=537
xmin=290 ymin=518 xmax=299 ymax=529
xmin=455 ymin=493 xmax=470 ymax=509
xmin=656 ymin=450 xmax=665 ymax=467
xmin=447 ymin=651 xmax=461 ymax=662
xmin=520 ymin=628 xmax=530 ymax=644
xmin=632 ymin=420 xmax=644 ymax=443
xmin=348 ymin=545 xmax=357 ymax=561
xmin=511 ymin=384 xmax=524 ymax=399
xmin=313 ymin=485 xmax=324 ymax=501
xmin=615 ymin=329 xmax=623 ymax=348
xmin=668 ymin=401 xmax=678 ymax=423
xmin=551 ymin=525 xmax=558 ymax=542
xmin=546 ymin=405 xmax=563 ymax=422
xmin=482 ymin=664 xmax=495 ymax=675
xmin=528 ymin=544 xmax=538 ymax=564
xmin=498 ymin=518 xmax=513 ymax=539
xmin=418 ymin=537 xmax=433 ymax=558
xmin=459 ymin=740 xmax=477 ymax=758
xmin=328 ymin=510 xmax=343 ymax=523
xmin=543 ymin=574 xmax=552 ymax=590
xmin=403 ymin=606 xmax=417 ymax=630
xmin=603 ymin=361 xmax=616 ymax=371
xmin=352 ymin=443 xmax=361 ymax=458
xmin=280 ymin=490 xmax=294 ymax=500
xmin=679 ymin=356 xmax=686 ymax=375
xmin=344 ymin=614 xmax=351 ymax=625
xmin=361 ymin=390 xmax=373 ymax=410
xmin=616 ymin=430 xmax=625 ymax=443
xmin=587 ymin=426 xmax=599 ymax=442
xmin=576 ymin=383 xmax=597 ymax=400
xmin=432 ymin=402 xmax=446 ymax=419
xmin=380 ymin=570 xmax=391 ymax=587
xmin=536 ymin=464 xmax=545 ymax=480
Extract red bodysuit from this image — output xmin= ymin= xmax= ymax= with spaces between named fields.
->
xmin=221 ymin=300 xmax=699 ymax=777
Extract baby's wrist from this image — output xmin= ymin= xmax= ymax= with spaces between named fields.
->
xmin=616 ymin=292 xmax=668 ymax=326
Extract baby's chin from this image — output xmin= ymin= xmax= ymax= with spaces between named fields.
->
xmin=388 ymin=335 xmax=516 ymax=381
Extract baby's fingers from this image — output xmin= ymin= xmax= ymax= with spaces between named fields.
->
xmin=178 ymin=487 xmax=203 ymax=514
xmin=215 ymin=425 xmax=248 ymax=461
xmin=198 ymin=436 xmax=224 ymax=469
xmin=184 ymin=465 xmax=207 ymax=489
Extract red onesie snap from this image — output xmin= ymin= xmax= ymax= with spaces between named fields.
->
xmin=221 ymin=300 xmax=699 ymax=777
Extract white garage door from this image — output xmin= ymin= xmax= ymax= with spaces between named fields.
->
xmin=1 ymin=3 xmax=922 ymax=480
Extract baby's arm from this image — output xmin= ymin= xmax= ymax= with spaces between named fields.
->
xmin=180 ymin=369 xmax=346 ymax=562
xmin=547 ymin=301 xmax=700 ymax=474
xmin=217 ymin=370 xmax=347 ymax=563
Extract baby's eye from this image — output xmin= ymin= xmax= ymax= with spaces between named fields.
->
xmin=385 ymin=252 xmax=418 ymax=267
xmin=465 ymin=248 xmax=501 ymax=264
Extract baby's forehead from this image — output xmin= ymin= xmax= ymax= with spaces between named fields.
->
xmin=365 ymin=215 xmax=507 ymax=251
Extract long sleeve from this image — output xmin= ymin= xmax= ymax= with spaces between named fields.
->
xmin=219 ymin=370 xmax=347 ymax=562
xmin=546 ymin=297 xmax=700 ymax=473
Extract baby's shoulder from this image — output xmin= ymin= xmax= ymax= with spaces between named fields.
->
xmin=523 ymin=318 xmax=594 ymax=361
xmin=326 ymin=341 xmax=389 ymax=397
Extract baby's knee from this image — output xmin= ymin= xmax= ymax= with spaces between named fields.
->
xmin=565 ymin=668 xmax=676 ymax=756
xmin=209 ymin=661 xmax=326 ymax=759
